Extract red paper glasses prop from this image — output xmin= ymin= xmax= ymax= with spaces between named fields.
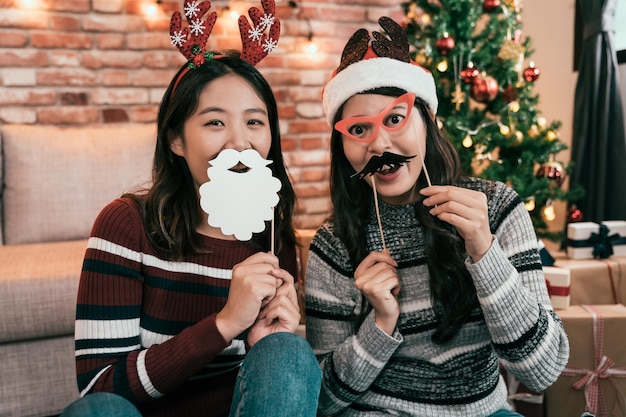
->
xmin=334 ymin=92 xmax=416 ymax=142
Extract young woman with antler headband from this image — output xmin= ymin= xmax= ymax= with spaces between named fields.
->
xmin=60 ymin=1 xmax=320 ymax=416
xmin=305 ymin=16 xmax=569 ymax=417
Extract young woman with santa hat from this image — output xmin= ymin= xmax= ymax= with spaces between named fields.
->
xmin=305 ymin=16 xmax=569 ymax=417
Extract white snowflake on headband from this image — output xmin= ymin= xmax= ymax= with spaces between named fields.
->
xmin=247 ymin=13 xmax=275 ymax=44
xmin=263 ymin=38 xmax=277 ymax=53
xmin=184 ymin=1 xmax=201 ymax=19
xmin=189 ymin=19 xmax=206 ymax=36
xmin=258 ymin=13 xmax=275 ymax=31
xmin=248 ymin=26 xmax=263 ymax=42
xmin=170 ymin=30 xmax=185 ymax=48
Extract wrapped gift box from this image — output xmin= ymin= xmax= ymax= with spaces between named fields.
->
xmin=553 ymin=254 xmax=626 ymax=305
xmin=543 ymin=266 xmax=571 ymax=309
xmin=567 ymin=221 xmax=626 ymax=259
xmin=545 ymin=304 xmax=626 ymax=417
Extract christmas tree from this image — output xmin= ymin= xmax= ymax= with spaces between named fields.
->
xmin=402 ymin=0 xmax=583 ymax=241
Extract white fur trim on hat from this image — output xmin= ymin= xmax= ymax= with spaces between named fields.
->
xmin=322 ymin=57 xmax=438 ymax=126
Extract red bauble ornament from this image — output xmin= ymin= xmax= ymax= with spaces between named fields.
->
xmin=535 ymin=158 xmax=566 ymax=187
xmin=483 ymin=0 xmax=501 ymax=12
xmin=523 ymin=62 xmax=540 ymax=82
xmin=436 ymin=35 xmax=455 ymax=55
xmin=567 ymin=205 xmax=584 ymax=223
xmin=471 ymin=75 xmax=499 ymax=103
xmin=460 ymin=64 xmax=479 ymax=84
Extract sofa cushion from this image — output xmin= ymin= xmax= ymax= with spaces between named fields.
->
xmin=0 ymin=239 xmax=88 ymax=343
xmin=0 ymin=335 xmax=80 ymax=417
xmin=1 ymin=124 xmax=155 ymax=245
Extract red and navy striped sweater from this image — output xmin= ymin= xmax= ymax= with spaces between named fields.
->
xmin=75 ymin=198 xmax=296 ymax=417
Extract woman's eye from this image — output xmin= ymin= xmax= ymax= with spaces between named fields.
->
xmin=248 ymin=119 xmax=265 ymax=126
xmin=205 ymin=120 xmax=224 ymax=127
xmin=348 ymin=124 xmax=368 ymax=138
xmin=385 ymin=113 xmax=405 ymax=127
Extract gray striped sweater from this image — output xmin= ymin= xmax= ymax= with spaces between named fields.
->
xmin=304 ymin=178 xmax=569 ymax=417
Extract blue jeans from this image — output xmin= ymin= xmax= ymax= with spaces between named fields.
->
xmin=60 ymin=392 xmax=141 ymax=417
xmin=229 ymin=332 xmax=322 ymax=416
xmin=60 ymin=332 xmax=321 ymax=417
xmin=489 ymin=410 xmax=524 ymax=417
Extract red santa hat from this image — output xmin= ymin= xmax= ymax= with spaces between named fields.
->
xmin=322 ymin=17 xmax=438 ymax=126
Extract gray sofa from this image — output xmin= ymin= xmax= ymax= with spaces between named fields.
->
xmin=0 ymin=124 xmax=155 ymax=417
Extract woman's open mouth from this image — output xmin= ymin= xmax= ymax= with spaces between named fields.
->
xmin=373 ymin=164 xmax=403 ymax=182
xmin=377 ymin=165 xmax=401 ymax=176
xmin=228 ymin=163 xmax=250 ymax=173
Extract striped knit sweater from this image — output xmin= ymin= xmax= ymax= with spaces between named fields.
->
xmin=305 ymin=178 xmax=569 ymax=417
xmin=75 ymin=197 xmax=296 ymax=417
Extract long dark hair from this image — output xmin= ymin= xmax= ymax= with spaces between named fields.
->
xmin=126 ymin=52 xmax=296 ymax=261
xmin=329 ymin=87 xmax=477 ymax=344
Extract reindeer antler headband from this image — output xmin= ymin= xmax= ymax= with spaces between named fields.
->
xmin=322 ymin=16 xmax=438 ymax=126
xmin=169 ymin=0 xmax=280 ymax=93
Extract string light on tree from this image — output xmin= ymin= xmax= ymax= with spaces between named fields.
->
xmin=542 ymin=199 xmax=557 ymax=222
xmin=537 ymin=116 xmax=547 ymax=129
xmin=456 ymin=120 xmax=497 ymax=149
xmin=462 ymin=133 xmax=473 ymax=148
xmin=508 ymin=100 xmax=520 ymax=113
xmin=437 ymin=58 xmax=449 ymax=72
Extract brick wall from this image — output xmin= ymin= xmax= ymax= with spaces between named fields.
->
xmin=0 ymin=0 xmax=404 ymax=229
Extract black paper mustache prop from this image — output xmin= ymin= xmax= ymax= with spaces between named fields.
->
xmin=351 ymin=152 xmax=416 ymax=180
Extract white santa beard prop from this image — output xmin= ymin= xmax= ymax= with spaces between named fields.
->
xmin=199 ymin=149 xmax=282 ymax=242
